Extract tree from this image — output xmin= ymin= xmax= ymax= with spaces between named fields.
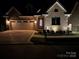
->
xmin=25 ymin=3 xmax=36 ymax=15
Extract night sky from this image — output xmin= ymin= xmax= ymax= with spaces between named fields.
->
xmin=0 ymin=0 xmax=78 ymax=15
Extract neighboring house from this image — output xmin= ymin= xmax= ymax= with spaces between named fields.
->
xmin=69 ymin=1 xmax=79 ymax=32
xmin=4 ymin=1 xmax=78 ymax=33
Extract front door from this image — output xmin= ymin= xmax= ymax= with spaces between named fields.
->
xmin=37 ymin=17 xmax=44 ymax=29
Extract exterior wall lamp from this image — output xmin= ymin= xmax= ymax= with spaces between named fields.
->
xmin=34 ymin=21 xmax=37 ymax=24
xmin=6 ymin=20 xmax=10 ymax=25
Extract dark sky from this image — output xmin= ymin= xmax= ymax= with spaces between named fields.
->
xmin=0 ymin=0 xmax=75 ymax=8
xmin=0 ymin=0 xmax=78 ymax=15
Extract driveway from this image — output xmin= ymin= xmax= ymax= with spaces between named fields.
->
xmin=0 ymin=30 xmax=35 ymax=44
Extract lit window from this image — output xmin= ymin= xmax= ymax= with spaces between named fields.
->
xmin=39 ymin=19 xmax=43 ymax=26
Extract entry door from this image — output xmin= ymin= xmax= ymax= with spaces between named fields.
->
xmin=38 ymin=19 xmax=44 ymax=29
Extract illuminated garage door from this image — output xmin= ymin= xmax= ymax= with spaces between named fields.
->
xmin=11 ymin=20 xmax=34 ymax=30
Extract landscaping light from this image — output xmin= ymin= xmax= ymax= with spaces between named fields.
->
xmin=53 ymin=27 xmax=58 ymax=32
xmin=51 ymin=25 xmax=59 ymax=32
xmin=68 ymin=24 xmax=72 ymax=31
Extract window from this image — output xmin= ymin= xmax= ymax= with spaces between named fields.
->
xmin=17 ymin=20 xmax=22 ymax=23
xmin=54 ymin=9 xmax=58 ymax=12
xmin=30 ymin=21 xmax=34 ymax=23
xmin=52 ymin=17 xmax=60 ymax=25
xmin=23 ymin=20 xmax=28 ymax=23
xmin=11 ymin=21 xmax=15 ymax=23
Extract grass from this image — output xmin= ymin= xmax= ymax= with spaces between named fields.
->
xmin=31 ymin=31 xmax=79 ymax=45
xmin=31 ymin=36 xmax=79 ymax=45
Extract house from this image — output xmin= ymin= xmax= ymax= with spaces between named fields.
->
xmin=4 ymin=7 xmax=37 ymax=30
xmin=4 ymin=1 xmax=78 ymax=33
xmin=43 ymin=1 xmax=71 ymax=33
xmin=69 ymin=1 xmax=79 ymax=32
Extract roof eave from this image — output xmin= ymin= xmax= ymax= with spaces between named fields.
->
xmin=46 ymin=1 xmax=67 ymax=13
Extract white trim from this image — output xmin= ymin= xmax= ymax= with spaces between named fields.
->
xmin=65 ymin=14 xmax=72 ymax=17
xmin=47 ymin=1 xmax=67 ymax=13
xmin=42 ymin=14 xmax=48 ymax=17
xmin=37 ymin=9 xmax=41 ymax=13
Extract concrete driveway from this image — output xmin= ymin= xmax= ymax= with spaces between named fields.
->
xmin=0 ymin=30 xmax=35 ymax=44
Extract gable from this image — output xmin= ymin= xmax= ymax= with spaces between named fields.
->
xmin=47 ymin=1 xmax=67 ymax=13
xmin=69 ymin=1 xmax=79 ymax=22
xmin=71 ymin=1 xmax=79 ymax=14
xmin=6 ymin=7 xmax=21 ymax=16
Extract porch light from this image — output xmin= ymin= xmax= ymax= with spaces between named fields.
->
xmin=6 ymin=20 xmax=10 ymax=25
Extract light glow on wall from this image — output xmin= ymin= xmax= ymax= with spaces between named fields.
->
xmin=46 ymin=25 xmax=60 ymax=32
xmin=6 ymin=20 xmax=10 ymax=25
xmin=63 ymin=27 xmax=67 ymax=31
xmin=34 ymin=21 xmax=37 ymax=24
xmin=68 ymin=24 xmax=72 ymax=31
xmin=51 ymin=25 xmax=60 ymax=32
xmin=46 ymin=26 xmax=50 ymax=30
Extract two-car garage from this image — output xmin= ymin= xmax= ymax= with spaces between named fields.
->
xmin=9 ymin=20 xmax=35 ymax=30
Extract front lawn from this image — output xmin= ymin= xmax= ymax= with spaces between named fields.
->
xmin=31 ymin=36 xmax=79 ymax=45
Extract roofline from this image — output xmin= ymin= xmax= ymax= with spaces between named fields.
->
xmin=3 ymin=15 xmax=39 ymax=18
xmin=6 ymin=6 xmax=21 ymax=15
xmin=47 ymin=1 xmax=67 ymax=13
xmin=71 ymin=1 xmax=79 ymax=14
xmin=65 ymin=14 xmax=72 ymax=17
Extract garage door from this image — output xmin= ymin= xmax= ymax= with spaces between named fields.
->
xmin=11 ymin=20 xmax=34 ymax=30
